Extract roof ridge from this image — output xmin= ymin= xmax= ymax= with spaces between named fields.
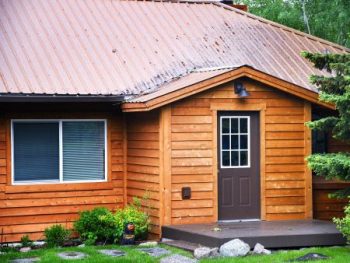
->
xmin=213 ymin=2 xmax=350 ymax=53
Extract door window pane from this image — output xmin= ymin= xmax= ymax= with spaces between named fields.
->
xmin=220 ymin=116 xmax=250 ymax=168
xmin=240 ymin=135 xmax=248 ymax=150
xmin=231 ymin=151 xmax=239 ymax=166
xmin=230 ymin=118 xmax=238 ymax=133
xmin=222 ymin=135 xmax=230 ymax=149
xmin=240 ymin=151 xmax=248 ymax=166
xmin=222 ymin=151 xmax=230 ymax=166
xmin=231 ymin=135 xmax=239 ymax=149
xmin=222 ymin=118 xmax=230 ymax=133
xmin=240 ymin=118 xmax=248 ymax=133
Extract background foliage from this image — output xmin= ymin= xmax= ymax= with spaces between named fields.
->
xmin=238 ymin=0 xmax=350 ymax=47
xmin=302 ymin=52 xmax=350 ymax=198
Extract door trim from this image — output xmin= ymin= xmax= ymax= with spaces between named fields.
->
xmin=211 ymin=103 xmax=266 ymax=221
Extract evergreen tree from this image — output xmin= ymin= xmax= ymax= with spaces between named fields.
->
xmin=302 ymin=52 xmax=350 ymax=198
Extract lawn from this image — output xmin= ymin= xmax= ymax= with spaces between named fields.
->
xmin=0 ymin=244 xmax=349 ymax=263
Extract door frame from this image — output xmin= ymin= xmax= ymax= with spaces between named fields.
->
xmin=210 ymin=102 xmax=267 ymax=221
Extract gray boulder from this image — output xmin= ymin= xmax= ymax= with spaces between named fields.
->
xmin=219 ymin=239 xmax=250 ymax=257
xmin=253 ymin=243 xmax=271 ymax=255
xmin=194 ymin=247 xmax=219 ymax=259
xmin=20 ymin=247 xmax=31 ymax=253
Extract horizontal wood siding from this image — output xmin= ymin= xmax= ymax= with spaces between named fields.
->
xmin=0 ymin=112 xmax=124 ymax=242
xmin=127 ymin=111 xmax=160 ymax=239
xmin=170 ymin=80 xmax=308 ymax=224
xmin=313 ymin=135 xmax=350 ymax=220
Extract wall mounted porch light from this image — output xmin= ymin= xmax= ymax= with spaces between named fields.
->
xmin=234 ymin=82 xmax=250 ymax=98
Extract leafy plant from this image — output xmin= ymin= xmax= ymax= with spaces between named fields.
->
xmin=334 ymin=202 xmax=350 ymax=244
xmin=44 ymin=224 xmax=71 ymax=248
xmin=20 ymin=235 xmax=32 ymax=247
xmin=114 ymin=197 xmax=150 ymax=242
xmin=74 ymin=207 xmax=116 ymax=245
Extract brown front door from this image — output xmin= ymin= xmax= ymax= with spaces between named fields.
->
xmin=218 ymin=111 xmax=260 ymax=220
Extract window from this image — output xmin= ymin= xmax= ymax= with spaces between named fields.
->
xmin=220 ymin=116 xmax=250 ymax=168
xmin=12 ymin=120 xmax=107 ymax=184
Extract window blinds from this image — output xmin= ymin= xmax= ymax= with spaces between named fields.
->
xmin=62 ymin=121 xmax=105 ymax=181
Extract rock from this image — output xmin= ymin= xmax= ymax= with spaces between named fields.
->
xmin=194 ymin=247 xmax=219 ymax=259
xmin=253 ymin=243 xmax=271 ymax=255
xmin=139 ymin=241 xmax=158 ymax=247
xmin=8 ymin=243 xmax=22 ymax=248
xmin=161 ymin=238 xmax=174 ymax=242
xmin=160 ymin=254 xmax=198 ymax=263
xmin=10 ymin=258 xmax=40 ymax=263
xmin=78 ymin=244 xmax=85 ymax=248
xmin=20 ymin=247 xmax=31 ymax=253
xmin=138 ymin=247 xmax=171 ymax=257
xmin=32 ymin=241 xmax=45 ymax=246
xmin=219 ymin=239 xmax=250 ymax=257
xmin=98 ymin=249 xmax=126 ymax=257
xmin=57 ymin=252 xmax=87 ymax=260
xmin=290 ymin=253 xmax=329 ymax=262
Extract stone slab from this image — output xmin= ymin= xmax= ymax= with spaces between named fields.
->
xmin=10 ymin=258 xmax=40 ymax=263
xmin=138 ymin=247 xmax=171 ymax=257
xmin=160 ymin=254 xmax=198 ymax=263
xmin=98 ymin=249 xmax=126 ymax=257
xmin=57 ymin=251 xmax=87 ymax=260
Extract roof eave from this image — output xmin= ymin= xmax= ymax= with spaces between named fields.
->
xmin=121 ymin=66 xmax=335 ymax=112
xmin=0 ymin=94 xmax=126 ymax=103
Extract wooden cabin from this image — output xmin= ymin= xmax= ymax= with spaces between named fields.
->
xmin=0 ymin=0 xmax=349 ymax=243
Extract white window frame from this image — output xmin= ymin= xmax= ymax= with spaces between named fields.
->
xmin=11 ymin=119 xmax=108 ymax=185
xmin=220 ymin=116 xmax=251 ymax=169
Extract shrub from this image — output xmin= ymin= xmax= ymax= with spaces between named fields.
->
xmin=333 ymin=201 xmax=350 ymax=244
xmin=44 ymin=224 xmax=71 ymax=247
xmin=114 ymin=197 xmax=150 ymax=242
xmin=74 ymin=207 xmax=116 ymax=245
xmin=20 ymin=235 xmax=32 ymax=247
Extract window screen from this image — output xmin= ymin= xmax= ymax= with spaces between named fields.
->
xmin=63 ymin=121 xmax=105 ymax=181
xmin=13 ymin=122 xmax=60 ymax=182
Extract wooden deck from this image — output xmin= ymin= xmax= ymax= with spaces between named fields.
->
xmin=162 ymin=220 xmax=346 ymax=249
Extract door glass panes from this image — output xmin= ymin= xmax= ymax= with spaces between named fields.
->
xmin=220 ymin=116 xmax=250 ymax=168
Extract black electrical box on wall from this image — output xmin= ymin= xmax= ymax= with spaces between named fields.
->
xmin=182 ymin=187 xmax=191 ymax=200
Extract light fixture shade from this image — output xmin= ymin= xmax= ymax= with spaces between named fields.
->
xmin=234 ymin=82 xmax=250 ymax=98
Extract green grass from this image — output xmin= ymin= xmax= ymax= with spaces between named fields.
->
xmin=0 ymin=244 xmax=191 ymax=263
xmin=0 ymin=245 xmax=349 ymax=263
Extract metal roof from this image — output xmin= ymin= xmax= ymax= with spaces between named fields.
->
xmin=0 ymin=0 xmax=348 ymax=97
xmin=128 ymin=67 xmax=235 ymax=103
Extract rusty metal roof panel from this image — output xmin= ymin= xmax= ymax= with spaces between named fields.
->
xmin=0 ymin=0 xmax=348 ymax=96
xmin=128 ymin=67 xmax=235 ymax=103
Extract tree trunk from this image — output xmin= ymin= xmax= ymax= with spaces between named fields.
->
xmin=302 ymin=0 xmax=311 ymax=34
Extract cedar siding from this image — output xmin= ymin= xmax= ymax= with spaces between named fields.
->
xmin=313 ymin=136 xmax=350 ymax=220
xmin=126 ymin=111 xmax=161 ymax=238
xmin=0 ymin=111 xmax=124 ymax=243
xmin=164 ymin=79 xmax=311 ymax=224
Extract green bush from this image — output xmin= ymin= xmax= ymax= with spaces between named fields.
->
xmin=20 ymin=234 xmax=32 ymax=247
xmin=74 ymin=207 xmax=116 ymax=245
xmin=114 ymin=197 xmax=150 ymax=242
xmin=334 ymin=201 xmax=350 ymax=244
xmin=44 ymin=224 xmax=71 ymax=247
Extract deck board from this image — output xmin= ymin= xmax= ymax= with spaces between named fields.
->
xmin=162 ymin=220 xmax=346 ymax=248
